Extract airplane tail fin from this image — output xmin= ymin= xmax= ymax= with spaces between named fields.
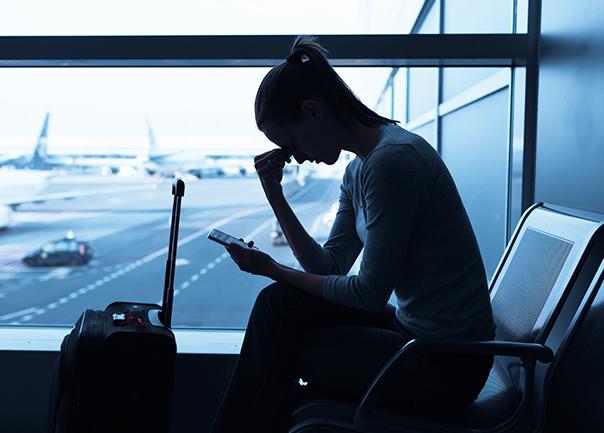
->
xmin=30 ymin=112 xmax=49 ymax=169
xmin=146 ymin=116 xmax=160 ymax=158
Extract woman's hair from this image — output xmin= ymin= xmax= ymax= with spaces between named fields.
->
xmin=255 ymin=35 xmax=397 ymax=130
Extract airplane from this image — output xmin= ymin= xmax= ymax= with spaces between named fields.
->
xmin=143 ymin=117 xmax=260 ymax=179
xmin=0 ymin=113 xmax=146 ymax=175
xmin=0 ymin=113 xmax=51 ymax=170
xmin=0 ymin=115 xmax=158 ymax=230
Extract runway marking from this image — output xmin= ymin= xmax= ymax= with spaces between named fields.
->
xmin=1 ymin=205 xmax=273 ymax=324
xmin=0 ymin=307 xmax=39 ymax=321
xmin=162 ymin=217 xmax=276 ymax=303
xmin=1 ymin=184 xmax=320 ymax=324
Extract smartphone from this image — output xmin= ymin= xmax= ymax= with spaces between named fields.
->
xmin=207 ymin=228 xmax=255 ymax=249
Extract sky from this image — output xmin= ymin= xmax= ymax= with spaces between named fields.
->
xmin=0 ymin=0 xmax=423 ymax=156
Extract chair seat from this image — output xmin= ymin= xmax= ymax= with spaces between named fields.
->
xmin=291 ymin=359 xmax=523 ymax=432
xmin=462 ymin=358 xmax=523 ymax=428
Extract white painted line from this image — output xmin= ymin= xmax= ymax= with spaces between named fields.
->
xmin=0 ymin=307 xmax=39 ymax=321
xmin=138 ymin=206 xmax=270 ymax=266
xmin=0 ymin=203 xmax=281 ymax=323
xmin=191 ymin=274 xmax=199 ymax=282
xmin=243 ymin=218 xmax=274 ymax=240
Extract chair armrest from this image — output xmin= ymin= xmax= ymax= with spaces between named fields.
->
xmin=355 ymin=338 xmax=553 ymax=423
xmin=408 ymin=338 xmax=553 ymax=362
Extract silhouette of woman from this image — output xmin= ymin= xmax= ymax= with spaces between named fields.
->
xmin=211 ymin=35 xmax=495 ymax=433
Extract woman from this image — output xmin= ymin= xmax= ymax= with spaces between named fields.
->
xmin=211 ymin=36 xmax=495 ymax=433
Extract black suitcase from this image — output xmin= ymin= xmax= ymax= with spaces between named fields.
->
xmin=49 ymin=179 xmax=185 ymax=433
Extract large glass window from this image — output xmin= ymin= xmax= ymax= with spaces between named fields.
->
xmin=378 ymin=61 xmax=524 ymax=278
xmin=0 ymin=67 xmax=392 ymax=328
xmin=440 ymin=89 xmax=510 ymax=278
xmin=0 ymin=0 xmax=424 ymax=36
xmin=0 ymin=0 xmax=532 ymax=333
xmin=443 ymin=0 xmax=513 ymax=33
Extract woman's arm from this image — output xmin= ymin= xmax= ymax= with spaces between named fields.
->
xmin=254 ymin=149 xmax=362 ymax=275
xmin=254 ymin=149 xmax=316 ymax=257
xmin=225 ymin=243 xmax=326 ymax=298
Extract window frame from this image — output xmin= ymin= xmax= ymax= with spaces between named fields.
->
xmin=0 ymin=0 xmax=541 ymax=353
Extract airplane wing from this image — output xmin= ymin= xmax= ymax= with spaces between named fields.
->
xmin=0 ymin=184 xmax=157 ymax=208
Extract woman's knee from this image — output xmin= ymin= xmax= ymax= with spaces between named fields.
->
xmin=253 ymin=282 xmax=318 ymax=318
xmin=253 ymin=282 xmax=294 ymax=315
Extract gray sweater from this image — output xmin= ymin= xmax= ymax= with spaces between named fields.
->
xmin=296 ymin=124 xmax=495 ymax=340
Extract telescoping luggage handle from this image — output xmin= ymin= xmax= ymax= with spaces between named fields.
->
xmin=159 ymin=179 xmax=185 ymax=328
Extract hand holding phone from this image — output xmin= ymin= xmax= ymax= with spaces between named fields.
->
xmin=207 ymin=228 xmax=257 ymax=249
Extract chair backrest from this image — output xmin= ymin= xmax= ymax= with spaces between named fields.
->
xmin=490 ymin=204 xmax=602 ymax=345
xmin=463 ymin=204 xmax=604 ymax=429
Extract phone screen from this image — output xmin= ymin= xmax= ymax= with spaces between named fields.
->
xmin=207 ymin=229 xmax=248 ymax=248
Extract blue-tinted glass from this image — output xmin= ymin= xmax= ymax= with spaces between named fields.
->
xmin=444 ymin=0 xmax=512 ymax=33
xmin=408 ymin=68 xmax=437 ymax=121
xmin=440 ymin=89 xmax=509 ymax=278
xmin=392 ymin=69 xmax=407 ymax=124
xmin=441 ymin=68 xmax=504 ymax=101
xmin=0 ymin=0 xmax=425 ymax=36
xmin=509 ymin=68 xmax=526 ymax=235
xmin=375 ymin=85 xmax=393 ymax=118
xmin=411 ymin=121 xmax=435 ymax=148
xmin=516 ymin=0 xmax=529 ymax=33
xmin=417 ymin=0 xmax=440 ymax=34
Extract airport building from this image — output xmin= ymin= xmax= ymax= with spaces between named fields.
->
xmin=0 ymin=0 xmax=603 ymax=432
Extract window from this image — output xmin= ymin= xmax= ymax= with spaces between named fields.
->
xmin=0 ymin=0 xmax=534 ymax=334
xmin=0 ymin=66 xmax=393 ymax=329
xmin=377 ymin=60 xmax=526 ymax=278
xmin=0 ymin=0 xmax=424 ymax=36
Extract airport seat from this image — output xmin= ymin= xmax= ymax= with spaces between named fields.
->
xmin=544 ymin=258 xmax=604 ymax=432
xmin=288 ymin=203 xmax=604 ymax=433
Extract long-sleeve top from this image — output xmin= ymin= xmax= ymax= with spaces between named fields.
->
xmin=295 ymin=124 xmax=495 ymax=340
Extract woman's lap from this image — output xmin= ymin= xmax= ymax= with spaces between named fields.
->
xmin=211 ymin=283 xmax=492 ymax=433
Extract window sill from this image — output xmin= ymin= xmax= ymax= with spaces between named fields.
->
xmin=0 ymin=326 xmax=244 ymax=354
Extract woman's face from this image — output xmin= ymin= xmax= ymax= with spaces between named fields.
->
xmin=261 ymin=100 xmax=342 ymax=165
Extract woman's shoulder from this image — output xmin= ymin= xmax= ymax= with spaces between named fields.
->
xmin=364 ymin=125 xmax=440 ymax=174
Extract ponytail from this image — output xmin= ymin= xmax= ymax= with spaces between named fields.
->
xmin=255 ymin=35 xmax=397 ymax=129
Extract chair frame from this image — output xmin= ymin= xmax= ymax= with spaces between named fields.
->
xmin=290 ymin=203 xmax=604 ymax=433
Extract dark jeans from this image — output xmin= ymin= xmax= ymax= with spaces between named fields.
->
xmin=210 ymin=283 xmax=492 ymax=433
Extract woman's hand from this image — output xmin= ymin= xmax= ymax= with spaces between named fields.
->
xmin=254 ymin=149 xmax=292 ymax=201
xmin=226 ymin=242 xmax=280 ymax=278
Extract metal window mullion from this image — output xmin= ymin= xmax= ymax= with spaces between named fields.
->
xmin=505 ymin=69 xmax=515 ymax=242
xmin=435 ymin=0 xmax=444 ymax=155
xmin=0 ymin=34 xmax=529 ymax=67
xmin=521 ymin=0 xmax=542 ymax=211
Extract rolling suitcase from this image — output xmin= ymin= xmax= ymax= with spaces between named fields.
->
xmin=49 ymin=179 xmax=185 ymax=433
